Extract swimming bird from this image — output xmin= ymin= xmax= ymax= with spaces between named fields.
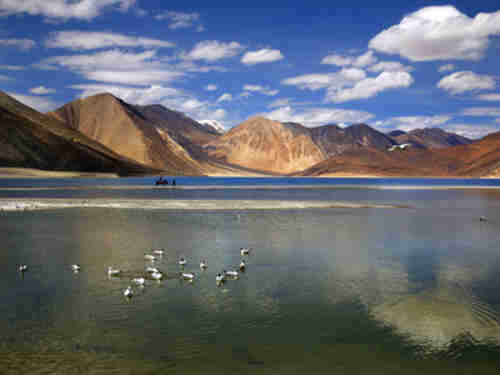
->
xmin=144 ymin=254 xmax=156 ymax=261
xmin=239 ymin=260 xmax=246 ymax=271
xmin=216 ymin=273 xmax=225 ymax=283
xmin=18 ymin=265 xmax=28 ymax=272
xmin=240 ymin=247 xmax=251 ymax=256
xmin=179 ymin=258 xmax=187 ymax=266
xmin=200 ymin=260 xmax=207 ymax=270
xmin=132 ymin=277 xmax=146 ymax=286
xmin=146 ymin=266 xmax=160 ymax=274
xmin=151 ymin=271 xmax=163 ymax=280
xmin=225 ymin=270 xmax=239 ymax=278
xmin=71 ymin=264 xmax=81 ymax=272
xmin=124 ymin=286 xmax=133 ymax=298
xmin=181 ymin=272 xmax=195 ymax=281
xmin=480 ymin=216 xmax=488 ymax=222
xmin=107 ymin=266 xmax=121 ymax=276
xmin=153 ymin=249 xmax=165 ymax=256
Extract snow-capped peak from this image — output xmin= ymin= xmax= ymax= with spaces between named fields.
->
xmin=198 ymin=119 xmax=226 ymax=134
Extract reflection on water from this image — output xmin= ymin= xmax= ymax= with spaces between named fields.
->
xmin=1 ymin=189 xmax=500 ymax=373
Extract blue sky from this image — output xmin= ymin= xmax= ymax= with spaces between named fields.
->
xmin=1 ymin=0 xmax=500 ymax=138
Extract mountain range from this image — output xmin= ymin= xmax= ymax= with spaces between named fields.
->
xmin=1 ymin=90 xmax=499 ymax=178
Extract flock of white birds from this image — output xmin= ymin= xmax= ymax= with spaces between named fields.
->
xmin=18 ymin=247 xmax=253 ymax=299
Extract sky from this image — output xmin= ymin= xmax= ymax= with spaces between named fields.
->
xmin=1 ymin=0 xmax=500 ymax=138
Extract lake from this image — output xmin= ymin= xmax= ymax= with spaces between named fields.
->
xmin=1 ymin=177 xmax=500 ymax=374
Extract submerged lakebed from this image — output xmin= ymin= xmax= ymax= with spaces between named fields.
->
xmin=1 ymin=177 xmax=500 ymax=374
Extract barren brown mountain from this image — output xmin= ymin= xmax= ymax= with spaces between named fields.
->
xmin=0 ymin=91 xmax=160 ymax=176
xmin=389 ymin=127 xmax=472 ymax=149
xmin=205 ymin=117 xmax=325 ymax=174
xmin=49 ymin=93 xmax=204 ymax=175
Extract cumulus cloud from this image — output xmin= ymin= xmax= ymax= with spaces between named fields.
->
xmin=263 ymin=106 xmax=374 ymax=127
xmin=369 ymin=5 xmax=500 ymax=61
xmin=182 ymin=40 xmax=244 ymax=62
xmin=268 ymin=98 xmax=292 ymax=108
xmin=477 ymin=94 xmax=500 ymax=101
xmin=30 ymin=86 xmax=56 ymax=95
xmin=367 ymin=61 xmax=413 ymax=73
xmin=282 ymin=68 xmax=366 ymax=91
xmin=243 ymin=84 xmax=278 ymax=96
xmin=353 ymin=50 xmax=377 ymax=67
xmin=437 ymin=71 xmax=495 ymax=94
xmin=461 ymin=107 xmax=500 ymax=117
xmin=0 ymin=0 xmax=135 ymax=21
xmin=443 ymin=123 xmax=500 ymax=139
xmin=205 ymin=84 xmax=217 ymax=91
xmin=375 ymin=115 xmax=452 ymax=132
xmin=45 ymin=31 xmax=174 ymax=50
xmin=40 ymin=49 xmax=183 ymax=85
xmin=154 ymin=11 xmax=202 ymax=30
xmin=0 ymin=38 xmax=35 ymax=50
xmin=321 ymin=53 xmax=354 ymax=66
xmin=217 ymin=93 xmax=232 ymax=102
xmin=327 ymin=71 xmax=414 ymax=103
xmin=241 ymin=48 xmax=284 ymax=65
xmin=438 ymin=64 xmax=455 ymax=73
xmin=8 ymin=92 xmax=59 ymax=112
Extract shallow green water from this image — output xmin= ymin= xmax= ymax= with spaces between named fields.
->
xmin=2 ymin=190 xmax=500 ymax=374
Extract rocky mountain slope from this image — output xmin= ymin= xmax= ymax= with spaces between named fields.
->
xmin=205 ymin=117 xmax=325 ymax=174
xmin=389 ymin=128 xmax=472 ymax=149
xmin=0 ymin=91 xmax=160 ymax=176
xmin=49 ymin=93 xmax=205 ymax=175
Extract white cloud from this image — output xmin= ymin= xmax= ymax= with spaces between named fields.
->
xmin=437 ymin=71 xmax=495 ymax=95
xmin=369 ymin=5 xmax=500 ymax=61
xmin=46 ymin=31 xmax=174 ymax=50
xmin=282 ymin=68 xmax=366 ymax=91
xmin=182 ymin=40 xmax=244 ymax=62
xmin=217 ymin=93 xmax=232 ymax=102
xmin=376 ymin=115 xmax=452 ymax=132
xmin=477 ymin=94 xmax=500 ymax=101
xmin=268 ymin=98 xmax=291 ymax=108
xmin=438 ymin=64 xmax=455 ymax=73
xmin=8 ymin=92 xmax=59 ymax=112
xmin=367 ymin=61 xmax=413 ymax=73
xmin=263 ymin=106 xmax=374 ymax=127
xmin=70 ymin=84 xmax=182 ymax=105
xmin=154 ymin=11 xmax=201 ymax=30
xmin=443 ymin=123 xmax=500 ymax=139
xmin=0 ymin=38 xmax=35 ymax=50
xmin=461 ymin=107 xmax=500 ymax=117
xmin=327 ymin=71 xmax=414 ymax=103
xmin=321 ymin=54 xmax=354 ymax=66
xmin=353 ymin=50 xmax=377 ymax=67
xmin=30 ymin=86 xmax=56 ymax=95
xmin=205 ymin=84 xmax=217 ymax=91
xmin=243 ymin=84 xmax=278 ymax=96
xmin=241 ymin=48 xmax=284 ymax=65
xmin=0 ymin=0 xmax=135 ymax=21
xmin=41 ymin=49 xmax=183 ymax=85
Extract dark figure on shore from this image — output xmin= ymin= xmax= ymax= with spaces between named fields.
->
xmin=172 ymin=179 xmax=176 ymax=186
xmin=155 ymin=177 xmax=169 ymax=185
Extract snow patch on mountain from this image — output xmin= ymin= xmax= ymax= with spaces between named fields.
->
xmin=198 ymin=119 xmax=226 ymax=134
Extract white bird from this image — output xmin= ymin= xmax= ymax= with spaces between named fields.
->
xmin=178 ymin=258 xmax=187 ymax=266
xmin=132 ymin=277 xmax=146 ymax=286
xmin=71 ymin=264 xmax=81 ymax=272
xmin=18 ymin=265 xmax=28 ymax=272
xmin=200 ymin=260 xmax=207 ymax=270
xmin=181 ymin=272 xmax=195 ymax=280
xmin=240 ymin=247 xmax=251 ymax=256
xmin=144 ymin=254 xmax=156 ymax=261
xmin=108 ymin=266 xmax=121 ymax=276
xmin=124 ymin=286 xmax=133 ymax=298
xmin=153 ymin=249 xmax=165 ymax=255
xmin=225 ymin=270 xmax=239 ymax=278
xmin=151 ymin=271 xmax=163 ymax=280
xmin=239 ymin=260 xmax=246 ymax=271
xmin=216 ymin=273 xmax=225 ymax=283
xmin=146 ymin=266 xmax=160 ymax=274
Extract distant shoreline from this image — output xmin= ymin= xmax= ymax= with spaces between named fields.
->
xmin=0 ymin=167 xmax=119 ymax=179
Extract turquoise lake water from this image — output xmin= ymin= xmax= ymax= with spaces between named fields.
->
xmin=1 ymin=177 xmax=500 ymax=374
